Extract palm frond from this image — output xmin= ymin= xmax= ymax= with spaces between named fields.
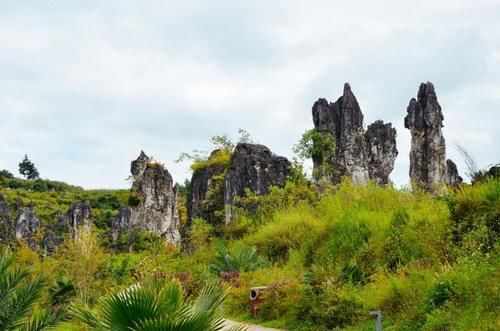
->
xmin=21 ymin=304 xmax=69 ymax=331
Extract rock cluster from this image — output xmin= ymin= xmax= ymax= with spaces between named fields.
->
xmin=66 ymin=200 xmax=92 ymax=240
xmin=42 ymin=212 xmax=67 ymax=254
xmin=112 ymin=151 xmax=180 ymax=245
xmin=186 ymin=143 xmax=291 ymax=226
xmin=312 ymin=83 xmax=398 ymax=184
xmin=187 ymin=150 xmax=226 ymax=227
xmin=0 ymin=194 xmax=14 ymax=245
xmin=15 ymin=202 xmax=40 ymax=248
xmin=224 ymin=143 xmax=291 ymax=223
xmin=405 ymin=82 xmax=462 ymax=190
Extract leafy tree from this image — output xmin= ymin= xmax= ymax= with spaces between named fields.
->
xmin=0 ymin=251 xmax=67 ymax=330
xmin=19 ymin=155 xmax=39 ymax=180
xmin=72 ymin=279 xmax=245 ymax=331
xmin=293 ymin=129 xmax=336 ymax=180
xmin=237 ymin=128 xmax=253 ymax=144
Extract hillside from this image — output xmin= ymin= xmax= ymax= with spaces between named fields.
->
xmin=1 ymin=171 xmax=499 ymax=330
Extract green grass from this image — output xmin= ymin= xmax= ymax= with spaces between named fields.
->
xmin=3 ymin=177 xmax=499 ymax=330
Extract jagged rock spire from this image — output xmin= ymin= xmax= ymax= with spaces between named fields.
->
xmin=312 ymin=83 xmax=397 ymax=184
xmin=405 ymin=81 xmax=462 ymax=190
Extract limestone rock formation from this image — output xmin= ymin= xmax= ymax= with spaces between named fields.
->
xmin=43 ymin=212 xmax=67 ymax=254
xmin=445 ymin=159 xmax=463 ymax=186
xmin=365 ymin=120 xmax=398 ymax=185
xmin=126 ymin=151 xmax=180 ymax=244
xmin=67 ymin=201 xmax=92 ymax=240
xmin=15 ymin=202 xmax=40 ymax=243
xmin=312 ymin=83 xmax=398 ymax=184
xmin=0 ymin=194 xmax=14 ymax=245
xmin=111 ymin=206 xmax=132 ymax=243
xmin=405 ymin=82 xmax=462 ymax=190
xmin=187 ymin=150 xmax=227 ymax=227
xmin=224 ymin=143 xmax=291 ymax=223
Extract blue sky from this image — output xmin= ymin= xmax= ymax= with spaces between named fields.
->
xmin=1 ymin=0 xmax=499 ymax=188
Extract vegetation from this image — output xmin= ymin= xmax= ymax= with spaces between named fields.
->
xmin=1 ymin=149 xmax=499 ymax=330
xmin=294 ymin=129 xmax=336 ymax=180
xmin=19 ymin=155 xmax=40 ymax=180
xmin=72 ymin=279 xmax=244 ymax=331
xmin=0 ymin=251 xmax=68 ymax=330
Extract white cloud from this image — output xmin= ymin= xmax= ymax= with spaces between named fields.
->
xmin=0 ymin=0 xmax=499 ymax=188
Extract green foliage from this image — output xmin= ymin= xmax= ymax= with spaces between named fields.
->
xmin=209 ymin=244 xmax=260 ymax=275
xmin=190 ymin=149 xmax=231 ymax=172
xmin=19 ymin=155 xmax=40 ymax=180
xmin=294 ymin=129 xmax=336 ymax=180
xmin=2 ymin=175 xmax=499 ymax=330
xmin=0 ymin=169 xmax=14 ymax=179
xmin=0 ymin=251 xmax=67 ymax=330
xmin=71 ymin=278 xmax=245 ymax=331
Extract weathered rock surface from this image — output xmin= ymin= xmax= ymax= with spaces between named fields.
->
xmin=0 ymin=194 xmax=14 ymax=245
xmin=67 ymin=201 xmax=92 ymax=240
xmin=126 ymin=151 xmax=180 ymax=244
xmin=187 ymin=150 xmax=227 ymax=227
xmin=15 ymin=202 xmax=40 ymax=243
xmin=312 ymin=83 xmax=398 ymax=184
xmin=365 ymin=120 xmax=398 ymax=185
xmin=111 ymin=206 xmax=132 ymax=242
xmin=224 ymin=143 xmax=291 ymax=223
xmin=445 ymin=159 xmax=463 ymax=186
xmin=43 ymin=211 xmax=67 ymax=254
xmin=405 ymin=82 xmax=462 ymax=190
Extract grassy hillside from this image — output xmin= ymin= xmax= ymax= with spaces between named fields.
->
xmin=1 ymin=175 xmax=499 ymax=330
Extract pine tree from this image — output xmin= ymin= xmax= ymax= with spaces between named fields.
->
xmin=19 ymin=154 xmax=40 ymax=179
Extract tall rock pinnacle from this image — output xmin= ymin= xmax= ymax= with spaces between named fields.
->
xmin=113 ymin=151 xmax=180 ymax=245
xmin=312 ymin=83 xmax=397 ymax=184
xmin=404 ymin=82 xmax=462 ymax=190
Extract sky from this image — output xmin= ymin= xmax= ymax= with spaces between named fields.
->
xmin=1 ymin=0 xmax=499 ymax=189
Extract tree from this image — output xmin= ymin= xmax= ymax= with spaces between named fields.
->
xmin=0 ymin=251 xmax=67 ymax=330
xmin=293 ymin=129 xmax=336 ymax=180
xmin=0 ymin=169 xmax=14 ymax=179
xmin=19 ymin=155 xmax=39 ymax=180
xmin=72 ymin=279 xmax=245 ymax=331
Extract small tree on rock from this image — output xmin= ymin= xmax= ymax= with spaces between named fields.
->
xmin=19 ymin=154 xmax=39 ymax=180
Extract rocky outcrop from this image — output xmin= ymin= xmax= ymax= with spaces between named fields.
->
xmin=224 ymin=143 xmax=291 ymax=223
xmin=405 ymin=82 xmax=462 ymax=190
xmin=365 ymin=121 xmax=398 ymax=185
xmin=126 ymin=151 xmax=180 ymax=244
xmin=67 ymin=201 xmax=92 ymax=240
xmin=445 ymin=159 xmax=463 ymax=186
xmin=0 ymin=194 xmax=14 ymax=245
xmin=15 ymin=202 xmax=40 ymax=246
xmin=187 ymin=150 xmax=227 ymax=227
xmin=111 ymin=206 xmax=132 ymax=243
xmin=42 ymin=212 xmax=67 ymax=254
xmin=312 ymin=83 xmax=398 ymax=184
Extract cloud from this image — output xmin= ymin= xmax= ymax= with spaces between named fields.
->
xmin=0 ymin=0 xmax=499 ymax=188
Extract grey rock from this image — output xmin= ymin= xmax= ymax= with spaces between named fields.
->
xmin=405 ymin=82 xmax=461 ymax=191
xmin=128 ymin=151 xmax=180 ymax=244
xmin=486 ymin=165 xmax=500 ymax=178
xmin=111 ymin=206 xmax=132 ymax=243
xmin=0 ymin=194 xmax=14 ymax=245
xmin=312 ymin=83 xmax=398 ymax=184
xmin=66 ymin=201 xmax=92 ymax=240
xmin=365 ymin=120 xmax=398 ymax=185
xmin=187 ymin=150 xmax=227 ymax=227
xmin=42 ymin=211 xmax=67 ymax=254
xmin=224 ymin=143 xmax=291 ymax=223
xmin=445 ymin=159 xmax=463 ymax=186
xmin=15 ymin=202 xmax=40 ymax=243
